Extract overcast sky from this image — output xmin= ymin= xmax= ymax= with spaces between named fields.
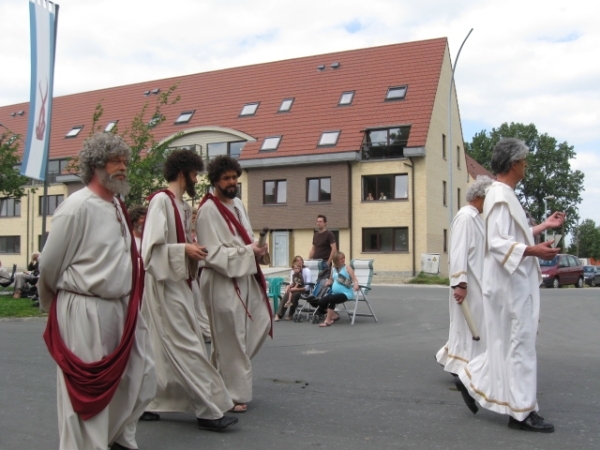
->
xmin=2 ymin=0 xmax=599 ymax=233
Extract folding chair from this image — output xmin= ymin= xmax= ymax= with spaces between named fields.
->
xmin=342 ymin=259 xmax=377 ymax=325
xmin=0 ymin=264 xmax=17 ymax=288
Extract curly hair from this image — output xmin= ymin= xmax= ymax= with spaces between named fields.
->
xmin=163 ymin=149 xmax=204 ymax=182
xmin=491 ymin=138 xmax=529 ymax=175
xmin=206 ymin=155 xmax=242 ymax=186
xmin=466 ymin=175 xmax=494 ymax=202
xmin=128 ymin=205 xmax=147 ymax=225
xmin=79 ymin=133 xmax=131 ymax=185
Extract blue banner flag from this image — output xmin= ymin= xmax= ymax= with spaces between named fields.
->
xmin=22 ymin=0 xmax=59 ymax=181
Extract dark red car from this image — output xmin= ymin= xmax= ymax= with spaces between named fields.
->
xmin=539 ymin=254 xmax=584 ymax=288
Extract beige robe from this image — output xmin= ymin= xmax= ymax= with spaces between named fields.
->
xmin=38 ymin=187 xmax=156 ymax=450
xmin=196 ymin=197 xmax=271 ymax=404
xmin=142 ymin=192 xmax=233 ymax=419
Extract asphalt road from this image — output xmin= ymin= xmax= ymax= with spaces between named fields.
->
xmin=1 ymin=285 xmax=598 ymax=450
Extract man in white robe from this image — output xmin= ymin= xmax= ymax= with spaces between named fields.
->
xmin=196 ymin=155 xmax=271 ymax=414
xmin=436 ymin=176 xmax=492 ymax=375
xmin=456 ymin=138 xmax=564 ymax=433
xmin=142 ymin=149 xmax=237 ymax=431
xmin=39 ymin=133 xmax=156 ymax=450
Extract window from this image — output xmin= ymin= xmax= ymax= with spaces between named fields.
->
xmin=442 ymin=134 xmax=446 ymax=159
xmin=39 ymin=194 xmax=64 ymax=215
xmin=148 ymin=114 xmax=162 ymax=128
xmin=338 ymin=91 xmax=354 ymax=105
xmin=362 ymin=126 xmax=410 ymax=160
xmin=362 ymin=228 xmax=408 ymax=252
xmin=47 ymin=159 xmax=70 ymax=183
xmin=65 ymin=126 xmax=83 ymax=138
xmin=105 ymin=121 xmax=118 ymax=132
xmin=175 ymin=110 xmax=195 ymax=124
xmin=457 ymin=145 xmax=461 ymax=168
xmin=0 ymin=236 xmax=20 ymax=254
xmin=385 ymin=85 xmax=407 ymax=101
xmin=0 ymin=198 xmax=21 ymax=217
xmin=207 ymin=141 xmax=246 ymax=160
xmin=457 ymin=188 xmax=461 ymax=210
xmin=264 ymin=180 xmax=287 ymax=204
xmin=443 ymin=181 xmax=447 ymax=206
xmin=240 ymin=102 xmax=259 ymax=116
xmin=318 ymin=131 xmax=340 ymax=147
xmin=443 ymin=229 xmax=448 ymax=253
xmin=307 ymin=177 xmax=331 ymax=202
xmin=279 ymin=98 xmax=294 ymax=112
xmin=362 ymin=174 xmax=408 ymax=201
xmin=261 ymin=136 xmax=281 ymax=151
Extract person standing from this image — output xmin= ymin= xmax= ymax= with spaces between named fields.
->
xmin=308 ymin=215 xmax=337 ymax=267
xmin=38 ymin=132 xmax=156 ymax=450
xmin=196 ymin=155 xmax=271 ymax=414
xmin=436 ymin=176 xmax=493 ymax=375
xmin=456 ymin=138 xmax=564 ymax=433
xmin=128 ymin=205 xmax=147 ymax=251
xmin=142 ymin=149 xmax=237 ymax=431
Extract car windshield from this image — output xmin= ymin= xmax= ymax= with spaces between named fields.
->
xmin=539 ymin=256 xmax=558 ymax=267
xmin=583 ymin=266 xmax=595 ymax=272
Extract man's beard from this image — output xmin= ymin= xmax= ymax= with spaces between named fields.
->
xmin=184 ymin=173 xmax=197 ymax=198
xmin=218 ymin=184 xmax=237 ymax=199
xmin=97 ymin=168 xmax=131 ymax=196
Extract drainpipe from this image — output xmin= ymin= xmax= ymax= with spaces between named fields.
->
xmin=347 ymin=161 xmax=353 ymax=259
xmin=404 ymin=158 xmax=416 ymax=276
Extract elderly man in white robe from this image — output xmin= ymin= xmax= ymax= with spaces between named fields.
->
xmin=142 ymin=149 xmax=237 ymax=431
xmin=39 ymin=132 xmax=156 ymax=450
xmin=196 ymin=155 xmax=272 ymax=414
xmin=456 ymin=138 xmax=564 ymax=433
xmin=436 ymin=175 xmax=493 ymax=375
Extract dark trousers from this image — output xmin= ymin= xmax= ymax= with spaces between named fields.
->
xmin=276 ymin=291 xmax=303 ymax=318
xmin=318 ymin=293 xmax=348 ymax=313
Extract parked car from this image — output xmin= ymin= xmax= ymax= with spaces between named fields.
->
xmin=583 ymin=265 xmax=600 ymax=287
xmin=539 ymin=254 xmax=584 ymax=288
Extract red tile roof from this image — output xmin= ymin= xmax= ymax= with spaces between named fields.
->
xmin=1 ymin=37 xmax=448 ymax=161
xmin=465 ymin=154 xmax=494 ymax=180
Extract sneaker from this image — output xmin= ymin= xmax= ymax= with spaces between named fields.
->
xmin=508 ymin=412 xmax=554 ymax=433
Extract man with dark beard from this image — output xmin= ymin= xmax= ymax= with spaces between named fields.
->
xmin=196 ymin=155 xmax=271 ymax=414
xmin=141 ymin=149 xmax=237 ymax=431
xmin=38 ymin=132 xmax=156 ymax=450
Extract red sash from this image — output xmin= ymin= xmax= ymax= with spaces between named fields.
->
xmin=199 ymin=193 xmax=273 ymax=337
xmin=43 ymin=197 xmax=142 ymax=421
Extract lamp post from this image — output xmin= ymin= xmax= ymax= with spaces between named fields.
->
xmin=543 ymin=195 xmax=555 ymax=242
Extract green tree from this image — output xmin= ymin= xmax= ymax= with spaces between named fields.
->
xmin=0 ymin=130 xmax=28 ymax=198
xmin=465 ymin=122 xmax=584 ymax=234
xmin=567 ymin=219 xmax=600 ymax=259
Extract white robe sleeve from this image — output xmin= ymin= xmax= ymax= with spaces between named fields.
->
xmin=487 ymin=203 xmax=526 ymax=275
xmin=142 ymin=195 xmax=188 ymax=282
xmin=449 ymin=213 xmax=473 ymax=287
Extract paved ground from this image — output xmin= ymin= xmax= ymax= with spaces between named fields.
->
xmin=1 ymin=285 xmax=599 ymax=450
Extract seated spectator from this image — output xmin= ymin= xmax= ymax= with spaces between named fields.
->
xmin=378 ymin=192 xmax=387 ymax=200
xmin=318 ymin=251 xmax=359 ymax=327
xmin=13 ymin=252 xmax=40 ymax=298
xmin=0 ymin=260 xmax=12 ymax=285
xmin=274 ymin=255 xmax=311 ymax=321
xmin=366 ymin=192 xmax=375 ymax=201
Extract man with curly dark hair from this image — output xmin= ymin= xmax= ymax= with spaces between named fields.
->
xmin=128 ymin=205 xmax=147 ymax=251
xmin=196 ymin=155 xmax=271 ymax=414
xmin=142 ymin=149 xmax=237 ymax=431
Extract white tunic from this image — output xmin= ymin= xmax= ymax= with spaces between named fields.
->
xmin=142 ymin=192 xmax=233 ymax=419
xmin=458 ymin=181 xmax=542 ymax=421
xmin=436 ymin=205 xmax=485 ymax=374
xmin=196 ymin=197 xmax=271 ymax=404
xmin=39 ymin=187 xmax=156 ymax=450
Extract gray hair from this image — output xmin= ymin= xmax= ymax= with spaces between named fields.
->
xmin=79 ymin=133 xmax=131 ymax=185
xmin=466 ymin=175 xmax=493 ymax=202
xmin=490 ymin=138 xmax=529 ymax=175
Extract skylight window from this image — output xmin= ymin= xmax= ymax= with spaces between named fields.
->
xmin=240 ymin=102 xmax=260 ymax=116
xmin=175 ymin=110 xmax=195 ymax=124
xmin=65 ymin=126 xmax=83 ymax=138
xmin=338 ymin=91 xmax=354 ymax=106
xmin=105 ymin=121 xmax=118 ymax=132
xmin=318 ymin=131 xmax=340 ymax=146
xmin=261 ymin=136 xmax=282 ymax=151
xmin=386 ymin=86 xmax=408 ymax=101
xmin=279 ymin=98 xmax=294 ymax=112
xmin=148 ymin=114 xmax=162 ymax=128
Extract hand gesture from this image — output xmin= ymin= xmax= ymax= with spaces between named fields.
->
xmin=527 ymin=241 xmax=560 ymax=260
xmin=545 ymin=211 xmax=565 ymax=229
xmin=185 ymin=243 xmax=208 ymax=261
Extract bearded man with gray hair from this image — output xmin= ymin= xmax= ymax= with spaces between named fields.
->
xmin=436 ymin=175 xmax=493 ymax=376
xmin=456 ymin=138 xmax=564 ymax=433
xmin=39 ymin=132 xmax=156 ymax=450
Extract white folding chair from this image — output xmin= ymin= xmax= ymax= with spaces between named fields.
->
xmin=342 ymin=259 xmax=377 ymax=325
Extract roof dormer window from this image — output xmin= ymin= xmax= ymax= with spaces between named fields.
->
xmin=385 ymin=85 xmax=408 ymax=101
xmin=261 ymin=136 xmax=281 ymax=151
xmin=279 ymin=98 xmax=294 ymax=112
xmin=240 ymin=102 xmax=260 ymax=116
xmin=175 ymin=110 xmax=195 ymax=124
xmin=65 ymin=126 xmax=83 ymax=138
xmin=318 ymin=131 xmax=340 ymax=147
xmin=105 ymin=121 xmax=118 ymax=132
xmin=338 ymin=91 xmax=354 ymax=106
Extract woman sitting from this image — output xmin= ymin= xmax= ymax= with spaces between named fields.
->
xmin=13 ymin=252 xmax=40 ymax=299
xmin=318 ymin=251 xmax=359 ymax=327
xmin=274 ymin=255 xmax=311 ymax=321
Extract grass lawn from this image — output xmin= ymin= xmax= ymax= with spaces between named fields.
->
xmin=407 ymin=272 xmax=449 ymax=286
xmin=0 ymin=296 xmax=46 ymax=318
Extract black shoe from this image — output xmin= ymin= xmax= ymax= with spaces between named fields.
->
xmin=111 ymin=443 xmax=132 ymax=450
xmin=139 ymin=411 xmax=160 ymax=421
xmin=508 ymin=412 xmax=555 ymax=433
xmin=197 ymin=416 xmax=238 ymax=431
xmin=454 ymin=378 xmax=478 ymax=414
